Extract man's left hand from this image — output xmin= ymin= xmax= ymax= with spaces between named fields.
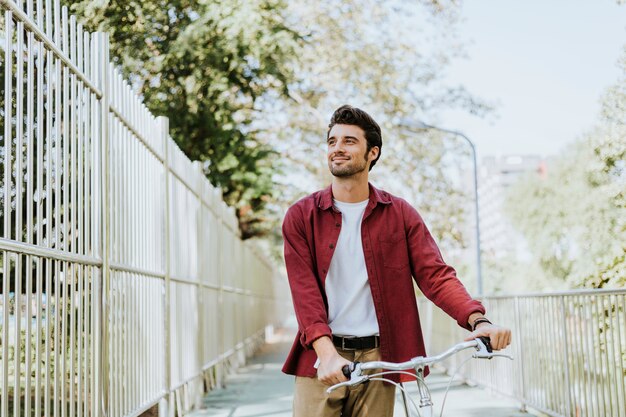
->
xmin=464 ymin=323 xmax=512 ymax=351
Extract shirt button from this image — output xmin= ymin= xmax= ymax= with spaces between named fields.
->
xmin=329 ymin=243 xmax=335 ymax=249
xmin=335 ymin=223 xmax=340 ymax=227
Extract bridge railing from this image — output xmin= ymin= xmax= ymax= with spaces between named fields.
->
xmin=421 ymin=289 xmax=626 ymax=417
xmin=0 ymin=2 xmax=285 ymax=417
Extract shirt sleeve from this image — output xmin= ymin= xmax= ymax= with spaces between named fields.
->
xmin=282 ymin=205 xmax=332 ymax=348
xmin=402 ymin=201 xmax=485 ymax=330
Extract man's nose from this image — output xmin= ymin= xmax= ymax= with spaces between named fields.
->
xmin=333 ymin=141 xmax=346 ymax=153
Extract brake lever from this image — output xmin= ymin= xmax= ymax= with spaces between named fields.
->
xmin=326 ymin=362 xmax=369 ymax=394
xmin=326 ymin=374 xmax=370 ymax=393
xmin=326 ymin=380 xmax=355 ymax=393
xmin=473 ymin=338 xmax=514 ymax=360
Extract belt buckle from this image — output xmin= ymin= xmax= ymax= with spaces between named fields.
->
xmin=342 ymin=336 xmax=356 ymax=350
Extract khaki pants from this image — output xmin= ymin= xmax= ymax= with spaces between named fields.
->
xmin=293 ymin=347 xmax=395 ymax=417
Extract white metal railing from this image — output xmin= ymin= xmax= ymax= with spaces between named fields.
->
xmin=421 ymin=289 xmax=626 ymax=417
xmin=0 ymin=1 xmax=287 ymax=417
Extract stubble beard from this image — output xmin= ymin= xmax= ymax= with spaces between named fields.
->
xmin=329 ymin=151 xmax=369 ymax=178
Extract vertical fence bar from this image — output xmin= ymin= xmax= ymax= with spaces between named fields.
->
xmin=597 ymin=294 xmax=607 ymax=416
xmin=217 ymin=193 xmax=225 ymax=388
xmin=76 ymin=24 xmax=84 ymax=417
xmin=89 ymin=36 xmax=97 ymax=417
xmin=544 ymin=297 xmax=564 ymax=413
xmin=600 ymin=295 xmax=611 ymax=416
xmin=24 ymin=2 xmax=35 ymax=413
xmin=1 ymin=14 xmax=14 ymax=417
xmin=124 ymin=271 xmax=128 ymax=416
xmin=15 ymin=20 xmax=23 ymax=241
xmin=53 ymin=259 xmax=59 ymax=417
xmin=60 ymin=7 xmax=69 ymax=415
xmin=514 ymin=296 xmax=526 ymax=412
xmin=616 ymin=295 xmax=626 ymax=415
xmin=617 ymin=295 xmax=626 ymax=416
xmin=97 ymin=30 xmax=110 ymax=417
xmin=111 ymin=119 xmax=118 ymax=417
xmin=52 ymin=8 xmax=62 ymax=417
xmin=158 ymin=116 xmax=171 ymax=417
xmin=14 ymin=18 xmax=24 ymax=417
xmin=195 ymin=162 xmax=205 ymax=410
xmin=84 ymin=33 xmax=93 ymax=417
xmin=575 ymin=296 xmax=585 ymax=417
xmin=4 ymin=9 xmax=12 ymax=244
xmin=44 ymin=43 xmax=53 ymax=417
xmin=25 ymin=1 xmax=37 ymax=406
xmin=560 ymin=297 xmax=572 ymax=417
xmin=131 ymin=127 xmax=137 ymax=413
xmin=2 ymin=252 xmax=8 ymax=417
xmin=568 ymin=296 xmax=575 ymax=417
xmin=589 ymin=296 xmax=601 ymax=417
xmin=69 ymin=17 xmax=77 ymax=417
xmin=34 ymin=2 xmax=45 ymax=414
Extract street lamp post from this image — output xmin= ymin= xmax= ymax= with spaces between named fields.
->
xmin=400 ymin=120 xmax=484 ymax=296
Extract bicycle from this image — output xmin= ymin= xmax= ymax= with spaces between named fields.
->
xmin=327 ymin=337 xmax=513 ymax=417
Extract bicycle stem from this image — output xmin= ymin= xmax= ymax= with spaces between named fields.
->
xmin=416 ymin=368 xmax=433 ymax=408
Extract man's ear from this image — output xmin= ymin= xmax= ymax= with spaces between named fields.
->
xmin=369 ymin=146 xmax=380 ymax=161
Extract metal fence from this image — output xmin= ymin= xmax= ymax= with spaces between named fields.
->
xmin=421 ymin=289 xmax=626 ymax=417
xmin=0 ymin=1 xmax=287 ymax=417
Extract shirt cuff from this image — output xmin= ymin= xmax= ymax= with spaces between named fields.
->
xmin=457 ymin=302 xmax=486 ymax=331
xmin=300 ymin=322 xmax=333 ymax=349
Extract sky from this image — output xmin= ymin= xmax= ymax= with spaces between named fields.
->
xmin=439 ymin=0 xmax=626 ymax=158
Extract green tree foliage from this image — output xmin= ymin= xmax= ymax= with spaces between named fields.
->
xmin=62 ymin=0 xmax=302 ymax=238
xmin=504 ymin=49 xmax=625 ymax=288
xmin=257 ymin=0 xmax=492 ymax=269
xmin=61 ymin=0 xmax=489 ymax=254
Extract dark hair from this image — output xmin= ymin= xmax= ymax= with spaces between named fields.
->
xmin=328 ymin=104 xmax=382 ymax=170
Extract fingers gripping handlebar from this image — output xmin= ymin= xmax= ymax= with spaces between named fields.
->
xmin=476 ymin=336 xmax=492 ymax=354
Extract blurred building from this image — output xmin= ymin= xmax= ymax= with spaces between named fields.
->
xmin=478 ymin=154 xmax=546 ymax=260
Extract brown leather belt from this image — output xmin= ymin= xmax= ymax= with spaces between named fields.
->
xmin=332 ymin=335 xmax=380 ymax=350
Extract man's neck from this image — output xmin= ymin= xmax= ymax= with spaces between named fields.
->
xmin=332 ymin=176 xmax=369 ymax=203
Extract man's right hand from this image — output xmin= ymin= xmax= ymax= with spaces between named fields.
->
xmin=312 ymin=336 xmax=353 ymax=386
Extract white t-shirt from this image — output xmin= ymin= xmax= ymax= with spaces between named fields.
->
xmin=326 ymin=199 xmax=379 ymax=337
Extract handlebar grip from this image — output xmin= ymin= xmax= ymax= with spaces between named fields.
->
xmin=342 ymin=361 xmax=359 ymax=379
xmin=479 ymin=336 xmax=493 ymax=353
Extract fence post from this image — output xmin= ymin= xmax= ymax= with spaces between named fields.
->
xmin=561 ymin=297 xmax=572 ymax=417
xmin=193 ymin=161 xmax=204 ymax=408
xmin=96 ymin=31 xmax=111 ymax=417
xmin=216 ymin=189 xmax=226 ymax=388
xmin=158 ymin=116 xmax=172 ymax=417
xmin=514 ymin=296 xmax=527 ymax=413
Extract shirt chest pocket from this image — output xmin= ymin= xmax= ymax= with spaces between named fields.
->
xmin=378 ymin=231 xmax=410 ymax=270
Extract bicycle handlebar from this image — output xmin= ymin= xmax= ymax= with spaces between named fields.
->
xmin=328 ymin=337 xmax=512 ymax=394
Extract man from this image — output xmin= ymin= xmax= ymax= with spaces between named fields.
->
xmin=282 ymin=105 xmax=511 ymax=416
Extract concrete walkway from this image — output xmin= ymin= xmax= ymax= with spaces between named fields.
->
xmin=188 ymin=331 xmax=531 ymax=417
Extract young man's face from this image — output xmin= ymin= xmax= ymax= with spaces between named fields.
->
xmin=326 ymin=124 xmax=378 ymax=178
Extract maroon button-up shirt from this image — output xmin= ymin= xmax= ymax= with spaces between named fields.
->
xmin=282 ymin=183 xmax=485 ymax=381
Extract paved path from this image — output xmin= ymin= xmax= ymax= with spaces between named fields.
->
xmin=188 ymin=333 xmax=532 ymax=417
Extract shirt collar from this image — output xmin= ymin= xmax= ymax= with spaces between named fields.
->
xmin=317 ymin=183 xmax=392 ymax=210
